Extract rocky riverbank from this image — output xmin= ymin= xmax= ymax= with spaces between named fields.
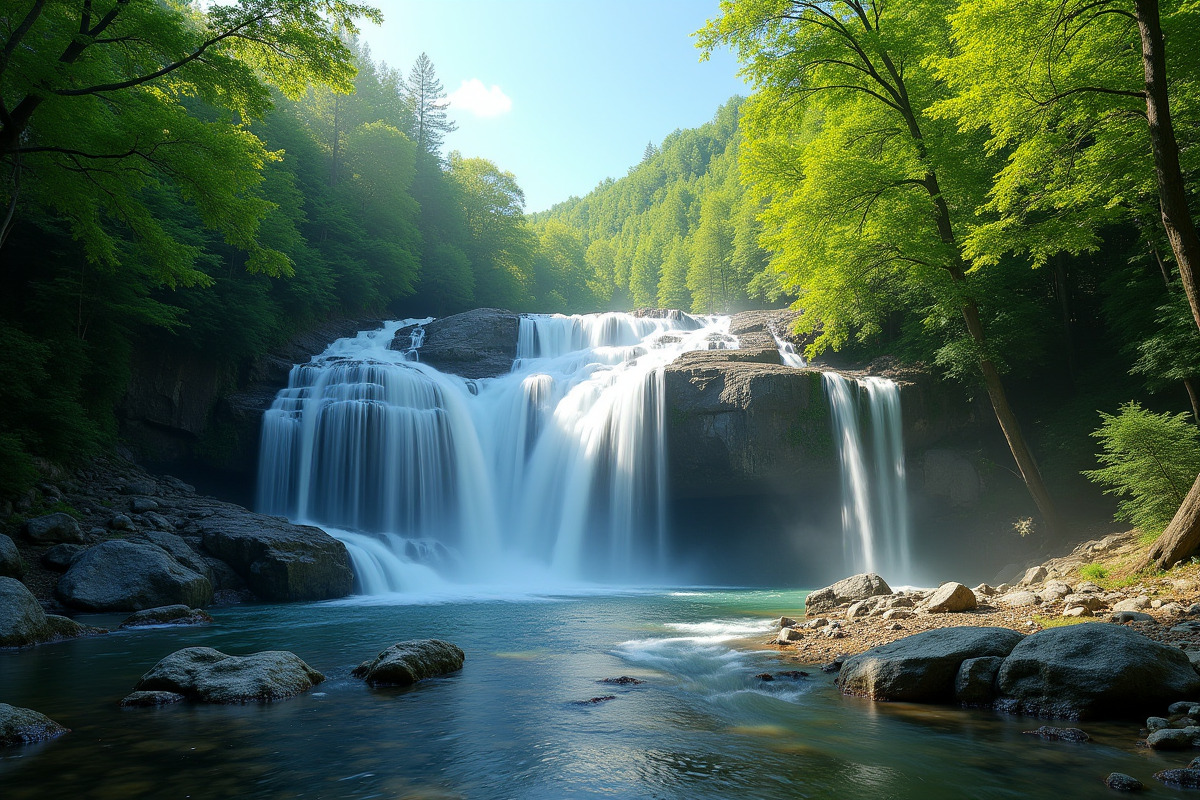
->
xmin=0 ymin=453 xmax=353 ymax=631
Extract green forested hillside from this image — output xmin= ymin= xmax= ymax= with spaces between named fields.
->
xmin=533 ymin=98 xmax=776 ymax=314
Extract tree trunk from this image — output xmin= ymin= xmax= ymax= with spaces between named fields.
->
xmin=960 ymin=297 xmax=1062 ymax=535
xmin=1135 ymin=0 xmax=1200 ymax=333
xmin=1144 ymin=474 xmax=1200 ymax=569
xmin=1134 ymin=0 xmax=1200 ymax=567
xmin=1185 ymin=377 xmax=1200 ymax=425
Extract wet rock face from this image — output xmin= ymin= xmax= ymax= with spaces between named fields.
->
xmin=837 ymin=626 xmax=1024 ymax=703
xmin=189 ymin=508 xmax=352 ymax=602
xmin=119 ymin=605 xmax=214 ymax=629
xmin=392 ymin=308 xmax=520 ymax=379
xmin=351 ymin=639 xmax=466 ymax=687
xmin=55 ymin=540 xmax=213 ymax=612
xmin=0 ymin=534 xmax=21 ymax=577
xmin=133 ymin=647 xmax=325 ymax=704
xmin=21 ymin=512 xmax=86 ymax=544
xmin=994 ymin=624 xmax=1200 ymax=720
xmin=0 ymin=576 xmax=93 ymax=647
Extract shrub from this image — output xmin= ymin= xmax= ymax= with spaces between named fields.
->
xmin=1083 ymin=402 xmax=1200 ymax=537
xmin=1079 ymin=563 xmax=1109 ymax=581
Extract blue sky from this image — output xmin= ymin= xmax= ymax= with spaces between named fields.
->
xmin=359 ymin=1 xmax=747 ymax=212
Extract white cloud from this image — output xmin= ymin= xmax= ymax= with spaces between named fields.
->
xmin=448 ymin=79 xmax=513 ymax=118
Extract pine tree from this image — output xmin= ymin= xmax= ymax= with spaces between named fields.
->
xmin=404 ymin=52 xmax=457 ymax=156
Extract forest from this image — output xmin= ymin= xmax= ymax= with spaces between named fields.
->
xmin=1 ymin=0 xmax=1199 ymax=560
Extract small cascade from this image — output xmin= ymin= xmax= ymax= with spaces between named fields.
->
xmin=257 ymin=312 xmax=729 ymax=591
xmin=771 ymin=328 xmax=806 ymax=368
xmin=821 ymin=373 xmax=912 ymax=582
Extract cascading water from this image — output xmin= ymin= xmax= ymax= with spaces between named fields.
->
xmin=821 ymin=373 xmax=912 ymax=582
xmin=257 ymin=312 xmax=733 ymax=592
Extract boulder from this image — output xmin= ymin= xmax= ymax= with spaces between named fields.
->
xmin=955 ymin=656 xmax=1004 ymax=706
xmin=1147 ymin=716 xmax=1171 ymax=732
xmin=1062 ymin=593 xmax=1105 ymax=611
xmin=1111 ymin=611 xmax=1154 ymax=623
xmin=1156 ymin=768 xmax=1200 ymax=789
xmin=40 ymin=543 xmax=84 ymax=572
xmin=1021 ymin=726 xmax=1090 ymax=742
xmin=995 ymin=624 xmax=1200 ymax=719
xmin=837 ymin=627 xmax=1024 ymax=702
xmin=1039 ymin=581 xmax=1072 ymax=602
xmin=1147 ymin=728 xmax=1199 ymax=750
xmin=0 ymin=577 xmax=91 ymax=647
xmin=973 ymin=584 xmax=996 ymax=597
xmin=56 ymin=540 xmax=212 ymax=611
xmin=805 ymin=573 xmax=892 ymax=615
xmin=131 ymin=531 xmax=211 ymax=580
xmin=922 ymin=582 xmax=977 ymax=613
xmin=1112 ymin=596 xmax=1151 ymax=613
xmin=1105 ymin=773 xmax=1143 ymax=792
xmin=119 ymin=605 xmax=214 ymax=629
xmin=0 ymin=533 xmax=21 ymax=577
xmin=777 ymin=627 xmax=804 ymax=644
xmin=1021 ymin=566 xmax=1048 ymax=585
xmin=21 ymin=512 xmax=85 ymax=544
xmin=998 ymin=590 xmax=1041 ymax=608
xmin=0 ymin=704 xmax=69 ymax=746
xmin=191 ymin=509 xmax=352 ymax=601
xmin=392 ymin=308 xmax=519 ymax=378
xmin=772 ymin=616 xmax=797 ymax=629
xmin=133 ymin=647 xmax=324 ymax=703
xmin=351 ymin=639 xmax=465 ymax=687
xmin=130 ymin=497 xmax=159 ymax=513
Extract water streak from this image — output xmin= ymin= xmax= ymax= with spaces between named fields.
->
xmin=257 ymin=312 xmax=732 ymax=590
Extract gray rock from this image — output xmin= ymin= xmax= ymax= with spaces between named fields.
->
xmin=772 ymin=617 xmax=797 ymax=629
xmin=805 ymin=573 xmax=892 ymax=615
xmin=955 ymin=656 xmax=1004 ymax=706
xmin=110 ymin=514 xmax=133 ymax=531
xmin=142 ymin=511 xmax=175 ymax=530
xmin=1168 ymin=701 xmax=1200 ymax=715
xmin=1173 ymin=621 xmax=1200 ymax=634
xmin=121 ymin=480 xmax=156 ymax=496
xmin=1111 ymin=611 xmax=1154 ymax=623
xmin=1147 ymin=728 xmax=1198 ymax=750
xmin=1147 ymin=717 xmax=1171 ymax=731
xmin=973 ymin=584 xmax=996 ymax=597
xmin=999 ymin=590 xmax=1041 ymax=608
xmin=1021 ymin=566 xmax=1048 ymax=585
xmin=1161 ymin=602 xmax=1186 ymax=616
xmin=192 ymin=509 xmax=351 ymax=601
xmin=119 ymin=605 xmax=214 ymax=629
xmin=1104 ymin=773 xmax=1143 ymax=792
xmin=995 ymin=624 xmax=1200 ymax=720
xmin=0 ymin=533 xmax=21 ymax=577
xmin=0 ymin=576 xmax=92 ymax=647
xmin=1156 ymin=768 xmax=1200 ymax=789
xmin=1062 ymin=606 xmax=1093 ymax=618
xmin=131 ymin=531 xmax=211 ymax=580
xmin=1062 ymin=593 xmax=1105 ymax=611
xmin=802 ymin=617 xmax=829 ymax=630
xmin=392 ymin=308 xmax=520 ymax=378
xmin=1112 ymin=596 xmax=1151 ymax=613
xmin=119 ymin=691 xmax=186 ymax=708
xmin=1022 ymin=726 xmax=1090 ymax=742
xmin=130 ymin=497 xmax=160 ymax=513
xmin=0 ymin=703 xmax=69 ymax=746
xmin=882 ymin=608 xmax=914 ymax=621
xmin=846 ymin=597 xmax=885 ymax=619
xmin=351 ymin=639 xmax=466 ymax=686
xmin=56 ymin=540 xmax=212 ymax=611
xmin=837 ymin=626 xmax=1024 ymax=702
xmin=923 ymin=582 xmax=977 ymax=613
xmin=40 ymin=543 xmax=84 ymax=572
xmin=134 ymin=647 xmax=324 ymax=703
xmin=777 ymin=627 xmax=804 ymax=643
xmin=1039 ymin=581 xmax=1072 ymax=602
xmin=22 ymin=512 xmax=85 ymax=544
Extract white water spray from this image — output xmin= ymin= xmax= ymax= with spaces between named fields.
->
xmin=257 ymin=313 xmax=733 ymax=591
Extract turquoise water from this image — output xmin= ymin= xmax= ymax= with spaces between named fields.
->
xmin=0 ymin=590 xmax=1189 ymax=798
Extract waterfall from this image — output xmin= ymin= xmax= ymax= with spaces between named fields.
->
xmin=257 ymin=313 xmax=731 ymax=591
xmin=821 ymin=373 xmax=912 ymax=581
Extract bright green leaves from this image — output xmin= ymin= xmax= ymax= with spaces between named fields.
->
xmin=1085 ymin=402 xmax=1200 ymax=535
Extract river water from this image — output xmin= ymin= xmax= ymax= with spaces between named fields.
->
xmin=0 ymin=590 xmax=1185 ymax=799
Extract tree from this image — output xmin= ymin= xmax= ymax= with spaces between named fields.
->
xmin=934 ymin=0 xmax=1200 ymax=564
xmin=449 ymin=152 xmax=534 ymax=308
xmin=404 ymin=52 xmax=457 ymax=157
xmin=699 ymin=0 xmax=1062 ymax=531
xmin=0 ymin=0 xmax=380 ymax=282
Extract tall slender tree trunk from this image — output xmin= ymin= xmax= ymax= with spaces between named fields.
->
xmin=1133 ymin=0 xmax=1200 ymax=567
xmin=1184 ymin=378 xmax=1200 ymax=426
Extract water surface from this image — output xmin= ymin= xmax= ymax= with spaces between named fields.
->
xmin=0 ymin=591 xmax=1186 ymax=798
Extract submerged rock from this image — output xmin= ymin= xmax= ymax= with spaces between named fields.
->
xmin=1104 ymin=773 xmax=1143 ymax=792
xmin=1156 ymin=768 xmax=1200 ymax=789
xmin=119 ymin=605 xmax=214 ymax=629
xmin=56 ymin=540 xmax=212 ymax=611
xmin=995 ymin=624 xmax=1200 ymax=720
xmin=119 ymin=691 xmax=187 ymax=708
xmin=134 ymin=647 xmax=324 ymax=703
xmin=838 ymin=627 xmax=1024 ymax=703
xmin=1022 ymin=726 xmax=1090 ymax=743
xmin=0 ymin=704 xmax=69 ymax=746
xmin=805 ymin=573 xmax=892 ymax=615
xmin=351 ymin=639 xmax=465 ymax=687
xmin=599 ymin=676 xmax=645 ymax=685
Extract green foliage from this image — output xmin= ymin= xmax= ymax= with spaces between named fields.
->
xmin=1084 ymin=402 xmax=1200 ymax=536
xmin=1079 ymin=563 xmax=1109 ymax=581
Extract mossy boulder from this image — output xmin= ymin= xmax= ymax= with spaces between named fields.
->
xmin=351 ymin=639 xmax=465 ymax=686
